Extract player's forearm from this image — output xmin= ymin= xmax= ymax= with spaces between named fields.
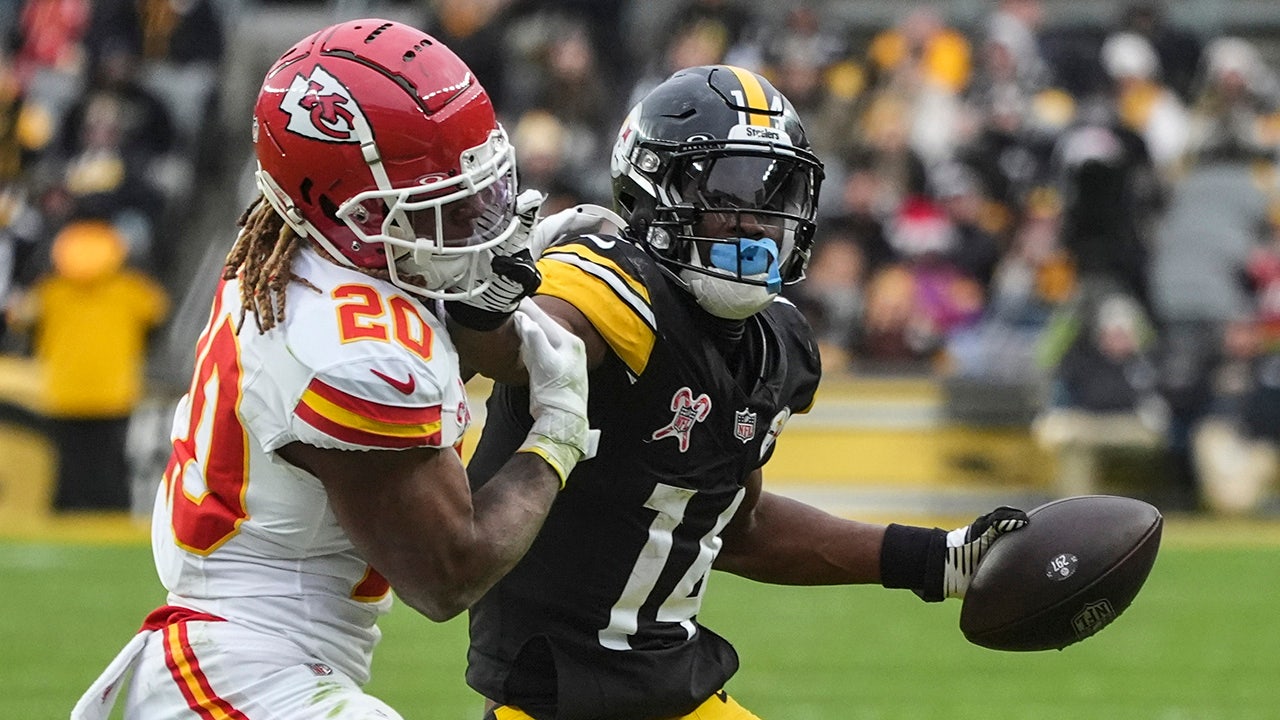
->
xmin=395 ymin=453 xmax=560 ymax=621
xmin=448 ymin=316 xmax=528 ymax=385
xmin=468 ymin=451 xmax=563 ymax=572
xmin=714 ymin=491 xmax=886 ymax=585
xmin=299 ymin=442 xmax=554 ymax=622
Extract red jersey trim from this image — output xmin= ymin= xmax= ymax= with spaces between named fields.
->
xmin=139 ymin=605 xmax=225 ymax=632
xmin=162 ymin=621 xmax=250 ymax=720
xmin=296 ymin=377 xmax=444 ymax=448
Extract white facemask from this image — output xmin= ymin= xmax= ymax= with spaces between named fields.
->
xmin=385 ymin=239 xmax=492 ymax=295
xmin=680 ymin=269 xmax=779 ymax=319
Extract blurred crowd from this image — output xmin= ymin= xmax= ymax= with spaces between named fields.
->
xmin=3 ymin=0 xmax=1280 ymax=513
xmin=0 ymin=0 xmax=220 ymax=510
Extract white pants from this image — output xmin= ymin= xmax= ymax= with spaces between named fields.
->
xmin=72 ymin=618 xmax=402 ymax=720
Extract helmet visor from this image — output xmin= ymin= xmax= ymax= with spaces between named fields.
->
xmin=393 ymin=167 xmax=516 ymax=251
xmin=330 ymin=126 xmax=522 ymax=300
xmin=676 ymin=152 xmax=817 ymax=220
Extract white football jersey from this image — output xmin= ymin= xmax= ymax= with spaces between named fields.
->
xmin=151 ymin=245 xmax=471 ymax=684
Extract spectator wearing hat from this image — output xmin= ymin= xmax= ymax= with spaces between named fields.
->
xmin=857 ymin=192 xmax=987 ymax=367
xmin=7 ymin=218 xmax=168 ymax=511
xmin=1100 ymin=30 xmax=1189 ymax=176
xmin=1186 ymin=37 xmax=1280 ymax=161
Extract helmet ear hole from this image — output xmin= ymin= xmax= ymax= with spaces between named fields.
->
xmin=627 ymin=203 xmax=651 ymax=233
xmin=318 ymin=195 xmax=343 ymax=225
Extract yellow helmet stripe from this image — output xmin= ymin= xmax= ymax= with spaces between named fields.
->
xmin=725 ymin=65 xmax=772 ymax=126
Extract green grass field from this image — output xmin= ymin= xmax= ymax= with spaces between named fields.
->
xmin=4 ymin=524 xmax=1278 ymax=720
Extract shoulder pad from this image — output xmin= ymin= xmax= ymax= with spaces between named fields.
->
xmin=763 ymin=297 xmax=822 ymax=414
xmin=292 ymin=356 xmax=467 ymax=451
xmin=242 ymin=258 xmax=470 ymax=451
xmin=538 ymin=236 xmax=659 ymax=375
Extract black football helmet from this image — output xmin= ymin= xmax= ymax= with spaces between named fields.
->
xmin=610 ymin=65 xmax=824 ymax=318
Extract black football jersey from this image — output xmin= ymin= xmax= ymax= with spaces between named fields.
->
xmin=465 ymin=235 xmax=821 ymax=720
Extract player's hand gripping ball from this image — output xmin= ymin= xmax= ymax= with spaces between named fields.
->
xmin=959 ymin=495 xmax=1163 ymax=651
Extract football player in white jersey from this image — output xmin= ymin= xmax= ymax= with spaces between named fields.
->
xmin=71 ymin=19 xmax=594 ymax=720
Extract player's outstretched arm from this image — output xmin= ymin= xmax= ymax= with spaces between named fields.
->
xmin=715 ymin=471 xmax=1027 ymax=600
xmin=714 ymin=471 xmax=887 ymax=585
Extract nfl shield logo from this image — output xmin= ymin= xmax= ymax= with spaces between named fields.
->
xmin=734 ymin=409 xmax=757 ymax=443
xmin=1071 ymin=599 xmax=1116 ymax=639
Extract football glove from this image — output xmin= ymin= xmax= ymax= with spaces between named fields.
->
xmin=940 ymin=507 xmax=1029 ymax=600
xmin=513 ymin=300 xmax=599 ymax=487
xmin=446 ymin=189 xmax=545 ymax=331
xmin=527 ymin=203 xmax=627 ymax=256
xmin=881 ymin=506 xmax=1028 ymax=602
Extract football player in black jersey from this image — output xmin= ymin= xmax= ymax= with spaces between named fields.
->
xmin=450 ymin=65 xmax=1029 ymax=720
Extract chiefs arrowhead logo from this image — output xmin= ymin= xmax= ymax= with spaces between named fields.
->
xmin=280 ymin=65 xmax=368 ymax=143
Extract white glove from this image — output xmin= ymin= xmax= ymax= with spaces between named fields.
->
xmin=513 ymin=300 xmax=599 ymax=486
xmin=449 ymin=189 xmax=545 ymax=329
xmin=941 ymin=507 xmax=1030 ymax=599
xmin=527 ymin=203 xmax=627 ymax=256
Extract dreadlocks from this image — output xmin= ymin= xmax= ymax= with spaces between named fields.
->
xmin=223 ymin=197 xmax=317 ymax=334
xmin=223 ymin=198 xmax=432 ymax=334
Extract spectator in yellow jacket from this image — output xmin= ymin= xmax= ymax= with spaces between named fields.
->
xmin=9 ymin=218 xmax=168 ymax=510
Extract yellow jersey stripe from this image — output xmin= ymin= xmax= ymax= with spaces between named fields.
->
xmin=164 ymin=624 xmax=245 ymax=719
xmin=726 ymin=65 xmax=771 ymax=126
xmin=299 ymin=387 xmax=443 ymax=439
xmin=540 ymin=250 xmax=656 ymax=331
xmin=538 ymin=256 xmax=657 ymax=375
xmin=543 ymin=244 xmax=651 ymax=308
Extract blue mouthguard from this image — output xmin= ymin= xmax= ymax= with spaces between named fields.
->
xmin=709 ymin=238 xmax=782 ymax=293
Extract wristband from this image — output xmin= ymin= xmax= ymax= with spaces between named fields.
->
xmin=517 ymin=445 xmax=569 ymax=489
xmin=880 ymin=523 xmax=947 ymax=602
xmin=445 ymin=301 xmax=511 ymax=331
xmin=518 ymin=431 xmax=595 ymax=489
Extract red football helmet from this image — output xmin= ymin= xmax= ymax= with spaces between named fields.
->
xmin=252 ymin=18 xmax=518 ymax=299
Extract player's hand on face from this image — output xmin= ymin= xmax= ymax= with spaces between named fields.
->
xmin=448 ymin=189 xmax=545 ymax=329
xmin=941 ymin=507 xmax=1029 ymax=600
xmin=513 ymin=299 xmax=599 ymax=486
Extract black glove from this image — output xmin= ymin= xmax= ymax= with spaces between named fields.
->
xmin=939 ymin=507 xmax=1029 ymax=599
xmin=881 ymin=506 xmax=1029 ymax=602
xmin=446 ymin=189 xmax=544 ymax=331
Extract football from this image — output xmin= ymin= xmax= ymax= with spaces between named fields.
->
xmin=959 ymin=495 xmax=1163 ymax=651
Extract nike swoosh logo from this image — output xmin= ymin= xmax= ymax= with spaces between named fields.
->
xmin=370 ymin=368 xmax=416 ymax=395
